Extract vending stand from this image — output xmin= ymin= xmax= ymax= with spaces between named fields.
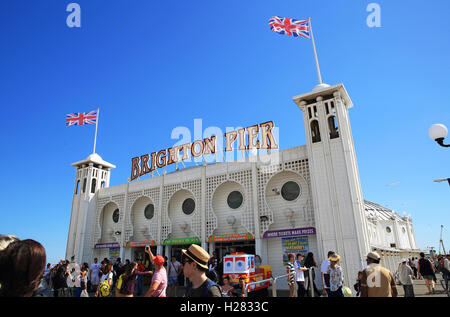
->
xmin=223 ymin=252 xmax=272 ymax=293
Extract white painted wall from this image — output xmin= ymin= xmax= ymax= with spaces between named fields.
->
xmin=211 ymin=181 xmax=247 ymax=235
xmin=100 ymin=202 xmax=120 ymax=243
xmin=265 ymin=171 xmax=312 ymax=231
xmin=167 ymin=189 xmax=197 ymax=239
xmin=130 ymin=196 xmax=157 ymax=241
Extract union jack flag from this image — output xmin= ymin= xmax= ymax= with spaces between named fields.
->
xmin=268 ymin=16 xmax=310 ymax=38
xmin=66 ymin=110 xmax=98 ymax=126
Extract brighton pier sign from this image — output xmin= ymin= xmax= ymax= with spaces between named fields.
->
xmin=131 ymin=121 xmax=279 ymax=181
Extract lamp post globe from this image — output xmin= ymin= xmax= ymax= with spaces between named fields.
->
xmin=428 ymin=124 xmax=449 ymax=147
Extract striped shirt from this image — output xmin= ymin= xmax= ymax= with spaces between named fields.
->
xmin=286 ymin=262 xmax=295 ymax=284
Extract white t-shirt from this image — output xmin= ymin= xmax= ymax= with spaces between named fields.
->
xmin=320 ymin=260 xmax=330 ymax=288
xmin=168 ymin=261 xmax=182 ymax=277
xmin=294 ymin=260 xmax=305 ymax=282
xmin=100 ymin=272 xmax=113 ymax=284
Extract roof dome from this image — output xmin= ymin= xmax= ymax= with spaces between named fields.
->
xmin=86 ymin=153 xmax=103 ymax=162
xmin=71 ymin=153 xmax=116 ymax=169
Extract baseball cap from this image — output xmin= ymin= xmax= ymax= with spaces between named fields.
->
xmin=153 ymin=255 xmax=165 ymax=265
xmin=366 ymin=251 xmax=381 ymax=261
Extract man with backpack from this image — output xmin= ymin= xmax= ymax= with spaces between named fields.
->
xmin=181 ymin=244 xmax=222 ymax=297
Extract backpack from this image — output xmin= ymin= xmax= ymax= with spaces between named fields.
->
xmin=342 ymin=286 xmax=353 ymax=297
xmin=97 ymin=280 xmax=111 ymax=297
xmin=185 ymin=279 xmax=223 ymax=297
xmin=116 ymin=274 xmax=124 ymax=292
xmin=442 ymin=264 xmax=450 ymax=275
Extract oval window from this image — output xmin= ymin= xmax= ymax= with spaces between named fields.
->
xmin=144 ymin=204 xmax=154 ymax=220
xmin=386 ymin=227 xmax=391 ymax=233
xmin=281 ymin=181 xmax=301 ymax=201
xmin=112 ymin=209 xmax=120 ymax=223
xmin=182 ymin=198 xmax=195 ymax=215
xmin=227 ymin=191 xmax=243 ymax=209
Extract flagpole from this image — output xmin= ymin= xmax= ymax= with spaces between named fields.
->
xmin=93 ymin=108 xmax=99 ymax=154
xmin=308 ymin=18 xmax=323 ymax=85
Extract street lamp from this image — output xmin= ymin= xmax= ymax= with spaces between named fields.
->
xmin=434 ymin=178 xmax=450 ymax=186
xmin=428 ymin=124 xmax=449 ymax=147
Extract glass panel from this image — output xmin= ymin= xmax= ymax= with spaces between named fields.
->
xmin=227 ymin=191 xmax=243 ymax=209
xmin=281 ymin=181 xmax=301 ymax=201
xmin=112 ymin=209 xmax=120 ymax=223
xmin=144 ymin=204 xmax=154 ymax=220
xmin=182 ymin=198 xmax=195 ymax=215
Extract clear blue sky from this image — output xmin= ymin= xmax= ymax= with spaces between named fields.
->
xmin=0 ymin=0 xmax=448 ymax=265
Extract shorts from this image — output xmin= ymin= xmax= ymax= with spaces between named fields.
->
xmin=168 ymin=276 xmax=178 ymax=286
xmin=423 ymin=275 xmax=434 ymax=281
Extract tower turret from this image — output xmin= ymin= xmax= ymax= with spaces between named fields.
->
xmin=66 ymin=153 xmax=116 ymax=262
xmin=293 ymin=83 xmax=370 ymax=286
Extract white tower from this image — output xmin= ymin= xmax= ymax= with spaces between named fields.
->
xmin=293 ymin=83 xmax=370 ymax=286
xmin=66 ymin=153 xmax=115 ymax=263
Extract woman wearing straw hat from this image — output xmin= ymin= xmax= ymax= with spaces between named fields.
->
xmin=327 ymin=254 xmax=344 ymax=297
xmin=181 ymin=244 xmax=222 ymax=297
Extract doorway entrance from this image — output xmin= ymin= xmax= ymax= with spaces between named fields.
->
xmin=169 ymin=244 xmax=201 ymax=262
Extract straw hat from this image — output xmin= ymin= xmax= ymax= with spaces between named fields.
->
xmin=181 ymin=244 xmax=210 ymax=270
xmin=329 ymin=254 xmax=341 ymax=262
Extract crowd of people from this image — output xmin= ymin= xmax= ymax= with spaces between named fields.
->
xmin=1 ymin=234 xmax=449 ymax=298
xmin=286 ymin=249 xmax=450 ymax=298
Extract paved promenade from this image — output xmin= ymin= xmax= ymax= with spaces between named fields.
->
xmin=42 ymin=273 xmax=448 ymax=298
xmin=395 ymin=274 xmax=448 ymax=298
xmin=135 ymin=273 xmax=449 ymax=298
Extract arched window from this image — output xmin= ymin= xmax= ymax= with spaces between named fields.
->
xmin=328 ymin=116 xmax=339 ymax=139
xmin=101 ymin=181 xmax=105 ymax=188
xmin=310 ymin=120 xmax=321 ymax=143
xmin=82 ymin=178 xmax=87 ymax=193
xmin=75 ymin=180 xmax=80 ymax=195
xmin=91 ymin=178 xmax=97 ymax=194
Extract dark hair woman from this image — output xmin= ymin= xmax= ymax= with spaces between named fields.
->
xmin=0 ymin=239 xmax=46 ymax=297
xmin=116 ymin=261 xmax=152 ymax=297
xmin=303 ymin=252 xmax=321 ymax=297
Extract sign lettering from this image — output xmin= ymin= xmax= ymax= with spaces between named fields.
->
xmin=130 ymin=121 xmax=278 ymax=181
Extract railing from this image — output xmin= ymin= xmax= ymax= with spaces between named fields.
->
xmin=243 ymin=268 xmax=316 ymax=297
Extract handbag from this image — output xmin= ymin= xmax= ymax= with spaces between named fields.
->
xmin=342 ymin=286 xmax=352 ymax=297
xmin=178 ymin=272 xmax=185 ymax=286
xmin=323 ymin=273 xmax=331 ymax=288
